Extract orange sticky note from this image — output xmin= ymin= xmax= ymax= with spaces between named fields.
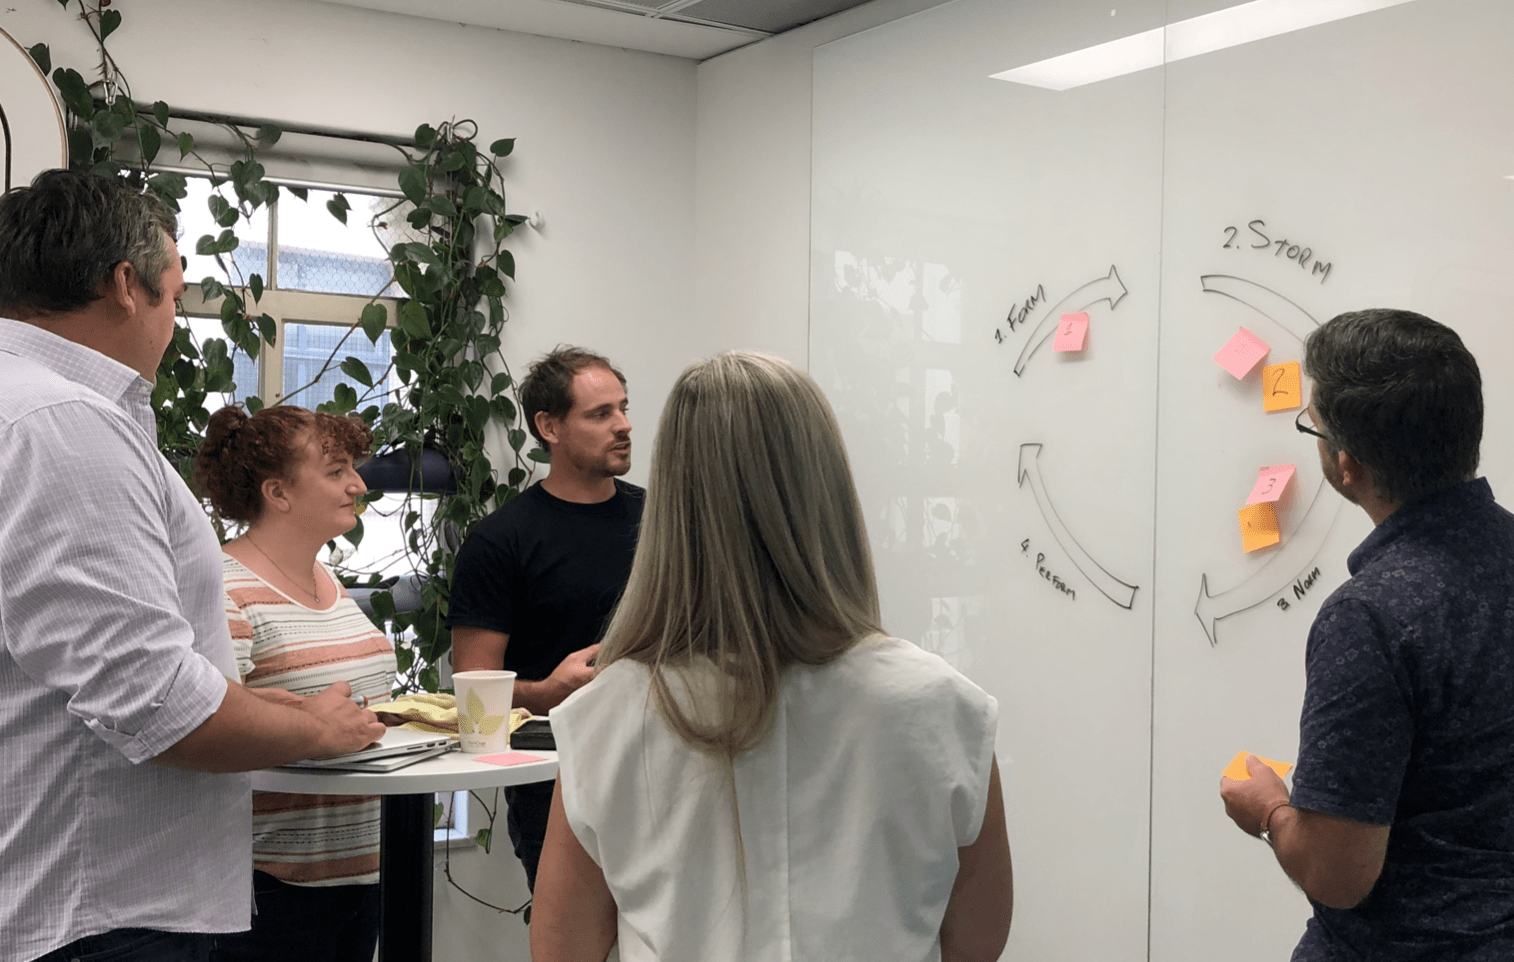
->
xmin=1238 ymin=502 xmax=1280 ymax=552
xmin=1262 ymin=360 xmax=1302 ymax=412
xmin=1222 ymin=751 xmax=1294 ymax=781
xmin=1054 ymin=312 xmax=1089 ymax=352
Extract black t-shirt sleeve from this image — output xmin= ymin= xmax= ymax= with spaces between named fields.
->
xmin=1290 ymin=597 xmax=1412 ymax=826
xmin=447 ymin=529 xmax=516 ymax=634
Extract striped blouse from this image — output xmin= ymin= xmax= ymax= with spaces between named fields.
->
xmin=223 ymin=554 xmax=398 ymax=887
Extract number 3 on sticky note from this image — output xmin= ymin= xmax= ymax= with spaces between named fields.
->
xmin=1262 ymin=360 xmax=1301 ymax=412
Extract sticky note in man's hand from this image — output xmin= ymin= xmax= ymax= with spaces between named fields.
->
xmin=1223 ymin=751 xmax=1294 ymax=781
xmin=1238 ymin=502 xmax=1281 ymax=553
xmin=1214 ymin=327 xmax=1270 ymax=379
xmin=1054 ymin=312 xmax=1089 ymax=352
xmin=1262 ymin=360 xmax=1303 ymax=412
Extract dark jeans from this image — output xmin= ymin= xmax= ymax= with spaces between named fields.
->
xmin=210 ymin=872 xmax=380 ymax=962
xmin=31 ymin=929 xmax=213 ymax=962
xmin=505 ymin=781 xmax=553 ymax=892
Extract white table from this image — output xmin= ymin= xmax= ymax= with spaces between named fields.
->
xmin=253 ymin=749 xmax=558 ymax=962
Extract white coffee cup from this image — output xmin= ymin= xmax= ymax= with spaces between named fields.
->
xmin=453 ymin=670 xmax=517 ymax=753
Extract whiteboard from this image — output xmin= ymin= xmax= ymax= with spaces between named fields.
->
xmin=810 ymin=1 xmax=1514 ymax=960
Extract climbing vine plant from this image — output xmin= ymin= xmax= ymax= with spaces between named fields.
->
xmin=27 ymin=0 xmax=537 ymax=694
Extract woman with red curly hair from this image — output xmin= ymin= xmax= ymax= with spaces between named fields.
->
xmin=195 ymin=404 xmax=397 ymax=962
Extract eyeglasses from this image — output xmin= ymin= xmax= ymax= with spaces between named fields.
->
xmin=1295 ymin=408 xmax=1329 ymax=442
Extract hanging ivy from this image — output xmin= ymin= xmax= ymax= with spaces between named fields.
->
xmin=28 ymin=0 xmax=535 ymax=695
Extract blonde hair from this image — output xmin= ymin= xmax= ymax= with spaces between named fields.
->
xmin=596 ymin=351 xmax=883 ymax=757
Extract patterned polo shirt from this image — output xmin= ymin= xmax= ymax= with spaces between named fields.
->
xmin=1292 ymin=478 xmax=1514 ymax=960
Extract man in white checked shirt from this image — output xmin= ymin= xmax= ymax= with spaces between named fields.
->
xmin=0 ymin=169 xmax=387 ymax=962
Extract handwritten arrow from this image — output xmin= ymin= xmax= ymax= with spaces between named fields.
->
xmin=1199 ymin=274 xmax=1317 ymax=345
xmin=1194 ymin=275 xmax=1336 ymax=644
xmin=1013 ymin=265 xmax=1129 ymax=376
xmin=1018 ymin=443 xmax=1138 ymax=609
xmin=1195 ymin=478 xmax=1342 ymax=645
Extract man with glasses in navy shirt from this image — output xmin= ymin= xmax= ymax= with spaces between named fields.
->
xmin=1221 ymin=309 xmax=1514 ymax=960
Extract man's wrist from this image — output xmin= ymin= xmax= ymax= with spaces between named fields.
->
xmin=1259 ymin=800 xmax=1292 ymax=846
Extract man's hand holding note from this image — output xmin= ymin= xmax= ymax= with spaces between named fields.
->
xmin=1220 ymin=752 xmax=1293 ymax=837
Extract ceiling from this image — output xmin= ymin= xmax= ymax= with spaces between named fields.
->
xmin=313 ymin=0 xmax=879 ymax=60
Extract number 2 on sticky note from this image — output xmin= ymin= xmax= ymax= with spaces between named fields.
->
xmin=1262 ymin=360 xmax=1301 ymax=412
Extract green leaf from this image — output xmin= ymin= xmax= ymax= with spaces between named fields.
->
xmin=508 ymin=429 xmax=526 ymax=452
xmin=288 ymin=186 xmax=309 ymax=201
xmin=27 ymin=44 xmax=50 ymax=75
xmin=341 ymin=356 xmax=374 ymax=387
xmin=249 ymin=273 xmax=264 ymax=303
xmin=99 ymin=9 xmax=122 ymax=41
xmin=90 ymin=110 xmax=126 ymax=150
xmin=344 ymin=516 xmax=365 ymax=549
xmin=256 ymin=313 xmax=277 ymax=346
xmin=326 ymin=192 xmax=350 ymax=225
xmin=138 ymin=123 xmax=161 ymax=163
xmin=498 ymin=250 xmax=515 ymax=280
xmin=489 ymin=138 xmax=515 ymax=157
xmin=360 ymin=303 xmax=388 ymax=343
xmin=398 ymin=300 xmax=432 ymax=339
xmin=475 ymin=828 xmax=492 ymax=852
xmin=398 ymin=166 xmax=428 ymax=204
xmin=426 ymin=194 xmax=458 ymax=219
xmin=152 ymin=101 xmax=170 ymax=127
xmin=414 ymin=123 xmax=436 ymax=148
xmin=434 ymin=802 xmax=444 ymax=827
xmin=527 ymin=447 xmax=552 ymax=464
xmin=199 ymin=277 xmax=227 ymax=300
xmin=257 ymin=124 xmax=282 ymax=146
xmin=52 ymin=68 xmax=95 ymax=120
xmin=370 ymin=589 xmax=396 ymax=622
xmin=148 ymin=171 xmax=188 ymax=201
xmin=437 ymin=150 xmax=467 ymax=174
xmin=466 ymin=688 xmax=486 ymax=724
xmin=178 ymin=132 xmax=195 ymax=157
xmin=333 ymin=383 xmax=358 ymax=413
xmin=245 ymin=394 xmax=264 ymax=414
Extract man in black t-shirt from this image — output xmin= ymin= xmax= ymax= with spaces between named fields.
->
xmin=449 ymin=346 xmax=643 ymax=890
xmin=1220 ymin=310 xmax=1514 ymax=960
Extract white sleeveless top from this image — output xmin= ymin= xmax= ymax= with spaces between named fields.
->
xmin=552 ymin=635 xmax=999 ymax=962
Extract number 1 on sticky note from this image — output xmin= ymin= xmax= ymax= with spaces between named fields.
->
xmin=1262 ymin=360 xmax=1302 ymax=412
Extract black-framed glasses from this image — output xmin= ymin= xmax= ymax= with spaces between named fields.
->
xmin=1295 ymin=408 xmax=1328 ymax=442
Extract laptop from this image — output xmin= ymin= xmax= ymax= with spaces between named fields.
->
xmin=281 ymin=727 xmax=457 ymax=773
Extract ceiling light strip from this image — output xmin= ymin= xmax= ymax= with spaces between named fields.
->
xmin=991 ymin=0 xmax=1420 ymax=91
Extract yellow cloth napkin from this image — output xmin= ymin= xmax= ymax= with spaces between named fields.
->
xmin=372 ymin=692 xmax=531 ymax=739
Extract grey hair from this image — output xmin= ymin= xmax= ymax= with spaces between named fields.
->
xmin=596 ymin=351 xmax=884 ymax=757
xmin=0 ymin=168 xmax=178 ymax=316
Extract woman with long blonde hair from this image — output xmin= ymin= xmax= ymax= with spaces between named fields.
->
xmin=531 ymin=352 xmax=1011 ymax=962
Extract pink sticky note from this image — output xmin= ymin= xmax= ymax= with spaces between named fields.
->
xmin=1214 ymin=327 xmax=1270 ymax=379
xmin=1246 ymin=464 xmax=1297 ymax=505
xmin=474 ymin=752 xmax=545 ymax=767
xmin=1054 ymin=312 xmax=1089 ymax=352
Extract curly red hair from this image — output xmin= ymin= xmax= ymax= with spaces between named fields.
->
xmin=194 ymin=405 xmax=373 ymax=523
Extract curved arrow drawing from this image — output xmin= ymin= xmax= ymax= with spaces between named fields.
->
xmin=1195 ymin=274 xmax=1338 ymax=644
xmin=1199 ymin=274 xmax=1317 ymax=345
xmin=1195 ymin=479 xmax=1341 ymax=645
xmin=1019 ymin=443 xmax=1138 ymax=609
xmin=1013 ymin=265 xmax=1129 ymax=376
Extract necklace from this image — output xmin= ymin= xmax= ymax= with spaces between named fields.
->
xmin=244 ymin=534 xmax=321 ymax=605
